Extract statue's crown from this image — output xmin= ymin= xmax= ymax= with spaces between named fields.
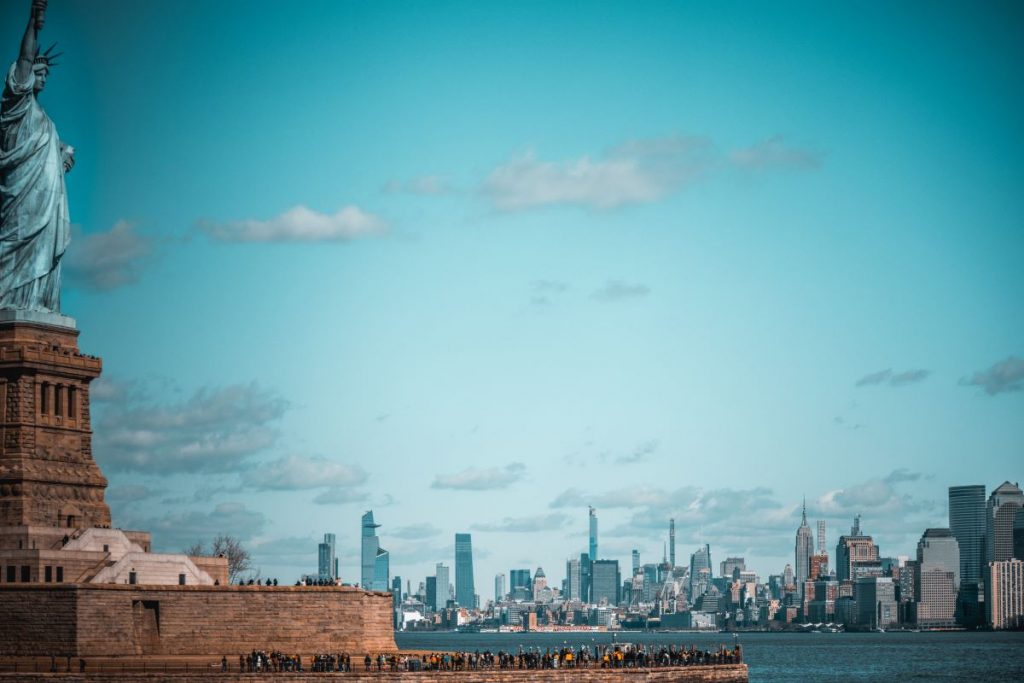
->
xmin=33 ymin=43 xmax=62 ymax=68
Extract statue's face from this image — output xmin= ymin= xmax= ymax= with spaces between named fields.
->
xmin=33 ymin=65 xmax=48 ymax=93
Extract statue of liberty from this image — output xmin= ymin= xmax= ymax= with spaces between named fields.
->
xmin=0 ymin=0 xmax=73 ymax=314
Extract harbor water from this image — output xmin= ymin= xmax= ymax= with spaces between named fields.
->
xmin=397 ymin=630 xmax=1024 ymax=682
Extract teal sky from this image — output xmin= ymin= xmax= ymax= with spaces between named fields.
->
xmin=4 ymin=0 xmax=1020 ymax=588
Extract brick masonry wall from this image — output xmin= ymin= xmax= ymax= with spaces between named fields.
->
xmin=0 ymin=587 xmax=77 ymax=656
xmin=0 ymin=585 xmax=397 ymax=657
xmin=0 ymin=667 xmax=749 ymax=683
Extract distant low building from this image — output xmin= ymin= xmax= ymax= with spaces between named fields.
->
xmin=855 ymin=577 xmax=897 ymax=628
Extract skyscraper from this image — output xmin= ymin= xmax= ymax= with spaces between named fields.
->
xmin=454 ymin=533 xmax=475 ymax=608
xmin=836 ymin=516 xmax=879 ymax=582
xmin=642 ymin=564 xmax=658 ymax=602
xmin=494 ymin=573 xmax=506 ymax=603
xmin=669 ymin=518 xmax=676 ymax=567
xmin=949 ymin=485 xmax=986 ymax=584
xmin=720 ymin=557 xmax=746 ymax=579
xmin=591 ymin=559 xmax=620 ymax=605
xmin=580 ymin=553 xmax=592 ymax=604
xmin=986 ymin=559 xmax=1024 ymax=629
xmin=631 ymin=549 xmax=640 ymax=575
xmin=1015 ymin=508 xmax=1024 ymax=560
xmin=689 ymin=544 xmax=711 ymax=599
xmin=391 ymin=575 xmax=403 ymax=602
xmin=435 ymin=563 xmax=451 ymax=607
xmin=795 ymin=499 xmax=814 ymax=590
xmin=817 ymin=520 xmax=827 ymax=553
xmin=915 ymin=528 xmax=960 ymax=627
xmin=855 ymin=577 xmax=898 ymax=628
xmin=361 ymin=511 xmax=389 ymax=591
xmin=532 ymin=567 xmax=547 ymax=601
xmin=318 ymin=532 xmax=337 ymax=581
xmin=589 ymin=507 xmax=598 ymax=560
xmin=509 ymin=568 xmax=531 ymax=599
xmin=425 ymin=576 xmax=438 ymax=611
xmin=949 ymin=484 xmax=986 ymax=624
xmin=566 ymin=558 xmax=581 ymax=601
xmin=986 ymin=482 xmax=1024 ymax=563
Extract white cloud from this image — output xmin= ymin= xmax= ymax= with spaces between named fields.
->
xmin=483 ymin=136 xmax=713 ymax=211
xmin=241 ymin=455 xmax=367 ymax=491
xmin=856 ymin=368 xmax=930 ymax=388
xmin=200 ymin=205 xmax=386 ymax=243
xmin=106 ymin=484 xmax=156 ymax=504
xmin=471 ymin=513 xmax=569 ymax=533
xmin=960 ymin=356 xmax=1024 ymax=395
xmin=431 ymin=462 xmax=526 ymax=491
xmin=65 ymin=220 xmax=151 ymax=290
xmin=95 ymin=383 xmax=287 ymax=474
xmin=730 ymin=136 xmax=821 ymax=170
xmin=391 ymin=524 xmax=443 ymax=540
xmin=312 ymin=488 xmax=370 ymax=506
xmin=137 ymin=502 xmax=267 ymax=553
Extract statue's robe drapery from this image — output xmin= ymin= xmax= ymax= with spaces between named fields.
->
xmin=0 ymin=63 xmax=69 ymax=312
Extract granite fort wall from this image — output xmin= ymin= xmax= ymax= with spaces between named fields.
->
xmin=0 ymin=667 xmax=749 ymax=683
xmin=0 ymin=584 xmax=396 ymax=657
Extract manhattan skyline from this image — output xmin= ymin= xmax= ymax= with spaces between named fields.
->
xmin=1 ymin=0 xmax=1019 ymax=587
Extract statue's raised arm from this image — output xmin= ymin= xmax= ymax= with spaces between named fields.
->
xmin=0 ymin=0 xmax=72 ymax=317
xmin=14 ymin=1 xmax=47 ymax=86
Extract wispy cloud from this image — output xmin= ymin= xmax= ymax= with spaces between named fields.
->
xmin=960 ymin=356 xmax=1024 ymax=395
xmin=730 ymin=136 xmax=821 ymax=170
xmin=551 ymin=470 xmax=938 ymax=558
xmin=591 ymin=280 xmax=651 ymax=302
xmin=855 ymin=368 xmax=929 ymax=388
xmin=241 ymin=455 xmax=367 ymax=491
xmin=94 ymin=383 xmax=287 ymax=474
xmin=199 ymin=205 xmax=386 ymax=243
xmin=137 ymin=502 xmax=267 ymax=553
xmin=817 ymin=470 xmax=935 ymax=518
xmin=90 ymin=377 xmax=139 ymax=404
xmin=484 ymin=136 xmax=713 ymax=211
xmin=615 ymin=440 xmax=659 ymax=464
xmin=391 ymin=523 xmax=443 ymax=540
xmin=384 ymin=176 xmax=452 ymax=195
xmin=431 ymin=462 xmax=526 ymax=491
xmin=530 ymin=279 xmax=570 ymax=307
xmin=106 ymin=484 xmax=157 ymax=504
xmin=312 ymin=488 xmax=371 ymax=506
xmin=250 ymin=536 xmax=319 ymax=570
xmin=65 ymin=220 xmax=151 ymax=291
xmin=889 ymin=369 xmax=930 ymax=386
xmin=471 ymin=513 xmax=570 ymax=533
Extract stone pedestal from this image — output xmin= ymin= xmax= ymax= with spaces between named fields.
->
xmin=0 ymin=318 xmax=110 ymax=533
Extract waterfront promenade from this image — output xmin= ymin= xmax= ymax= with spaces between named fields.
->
xmin=0 ymin=654 xmax=748 ymax=682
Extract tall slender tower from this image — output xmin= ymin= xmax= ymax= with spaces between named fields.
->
xmin=454 ymin=533 xmax=475 ymax=607
xmin=361 ymin=510 xmax=389 ymax=591
xmin=795 ymin=498 xmax=814 ymax=589
xmin=817 ymin=520 xmax=826 ymax=554
xmin=949 ymin=484 xmax=986 ymax=624
xmin=318 ymin=533 xmax=337 ymax=581
xmin=589 ymin=506 xmax=598 ymax=560
xmin=669 ymin=518 xmax=676 ymax=567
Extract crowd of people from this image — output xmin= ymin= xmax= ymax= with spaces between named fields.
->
xmin=233 ymin=643 xmax=742 ymax=673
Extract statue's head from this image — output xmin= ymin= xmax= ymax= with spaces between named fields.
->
xmin=32 ymin=43 xmax=61 ymax=93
